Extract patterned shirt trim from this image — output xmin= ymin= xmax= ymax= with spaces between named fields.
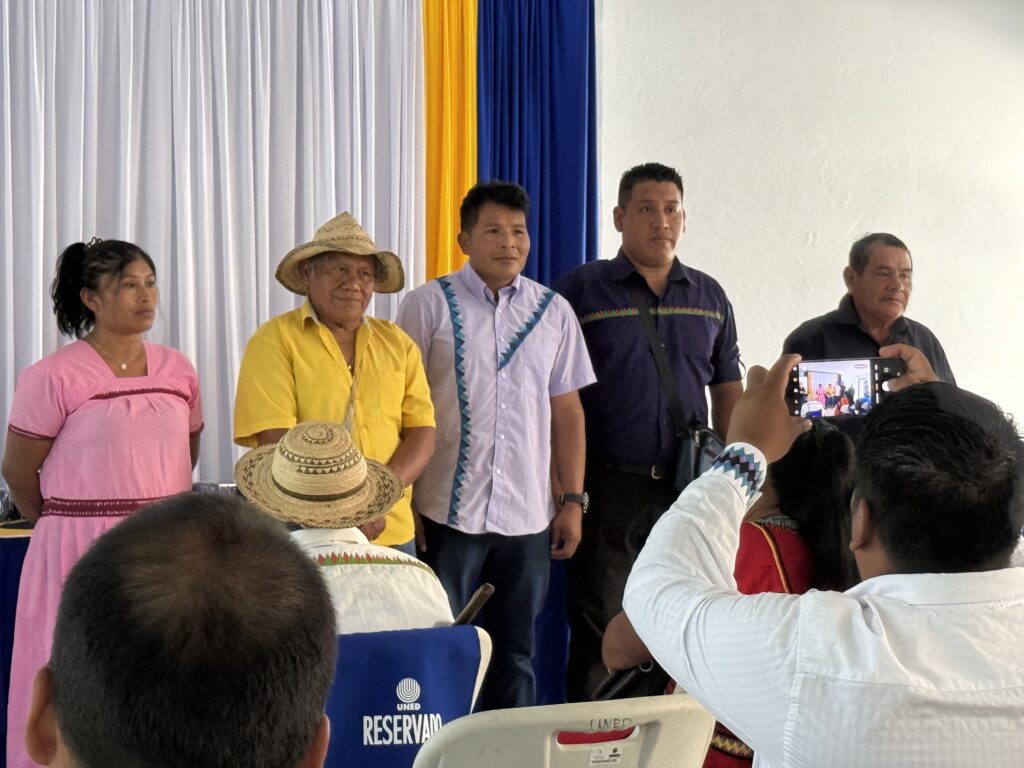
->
xmin=315 ymin=551 xmax=438 ymax=575
xmin=90 ymin=386 xmax=191 ymax=403
xmin=437 ymin=276 xmax=472 ymax=526
xmin=757 ymin=514 xmax=799 ymax=532
xmin=578 ymin=306 xmax=725 ymax=326
xmin=710 ymin=728 xmax=755 ymax=760
xmin=709 ymin=444 xmax=765 ymax=503
xmin=41 ymin=496 xmax=166 ymax=518
xmin=497 ymin=289 xmax=556 ymax=370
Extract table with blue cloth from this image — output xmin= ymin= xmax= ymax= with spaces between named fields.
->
xmin=1 ymin=520 xmax=32 ymax=768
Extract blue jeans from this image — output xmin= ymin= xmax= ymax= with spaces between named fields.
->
xmin=420 ymin=516 xmax=550 ymax=711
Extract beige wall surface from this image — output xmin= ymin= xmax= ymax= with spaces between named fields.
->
xmin=597 ymin=0 xmax=1024 ymax=415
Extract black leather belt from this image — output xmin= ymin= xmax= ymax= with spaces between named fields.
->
xmin=594 ymin=458 xmax=667 ymax=480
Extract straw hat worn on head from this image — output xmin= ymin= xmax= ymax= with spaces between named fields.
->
xmin=234 ymin=421 xmax=403 ymax=530
xmin=276 ymin=212 xmax=405 ymax=295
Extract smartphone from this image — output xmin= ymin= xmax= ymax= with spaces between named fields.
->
xmin=788 ymin=357 xmax=905 ymax=418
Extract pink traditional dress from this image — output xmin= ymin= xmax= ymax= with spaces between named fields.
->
xmin=5 ymin=340 xmax=202 ymax=768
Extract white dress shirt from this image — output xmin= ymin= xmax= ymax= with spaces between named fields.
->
xmin=623 ymin=443 xmax=1024 ymax=768
xmin=292 ymin=528 xmax=454 ymax=635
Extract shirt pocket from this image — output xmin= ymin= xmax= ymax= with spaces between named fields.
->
xmin=366 ymin=357 xmax=406 ymax=432
xmin=514 ymin=332 xmax=559 ymax=398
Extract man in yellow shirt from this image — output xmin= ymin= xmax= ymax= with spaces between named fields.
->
xmin=234 ymin=213 xmax=435 ymax=551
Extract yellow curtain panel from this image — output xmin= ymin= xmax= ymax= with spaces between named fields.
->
xmin=423 ymin=0 xmax=478 ymax=279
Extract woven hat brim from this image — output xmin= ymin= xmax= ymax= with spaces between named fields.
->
xmin=275 ymin=242 xmax=405 ymax=295
xmin=233 ymin=443 xmax=404 ymax=530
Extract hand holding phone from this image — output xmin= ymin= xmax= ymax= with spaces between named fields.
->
xmin=879 ymin=344 xmax=939 ymax=392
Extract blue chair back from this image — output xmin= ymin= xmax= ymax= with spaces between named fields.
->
xmin=325 ymin=624 xmax=490 ymax=768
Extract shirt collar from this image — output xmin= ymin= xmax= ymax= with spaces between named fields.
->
xmin=846 ymin=566 xmax=1024 ymax=606
xmin=459 ymin=262 xmax=522 ymax=304
xmin=300 ymin=297 xmax=318 ymax=325
xmin=290 ymin=526 xmax=370 ymax=550
xmin=834 ymin=294 xmax=909 ymax=336
xmin=610 ymin=249 xmax=691 ymax=285
xmin=301 ymin=297 xmax=375 ymax=336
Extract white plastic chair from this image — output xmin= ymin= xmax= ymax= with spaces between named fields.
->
xmin=412 ymin=693 xmax=714 ymax=768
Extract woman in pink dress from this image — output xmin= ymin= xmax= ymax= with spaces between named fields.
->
xmin=2 ymin=239 xmax=202 ymax=767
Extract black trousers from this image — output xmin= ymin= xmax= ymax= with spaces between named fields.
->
xmin=565 ymin=463 xmax=679 ymax=702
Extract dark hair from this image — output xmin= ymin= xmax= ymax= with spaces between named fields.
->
xmin=50 ymin=239 xmax=157 ymax=338
xmin=617 ymin=163 xmax=684 ymax=209
xmin=857 ymin=382 xmax=1024 ymax=573
xmin=459 ymin=181 xmax=530 ymax=232
xmin=770 ymin=421 xmax=859 ymax=590
xmin=848 ymin=233 xmax=910 ymax=273
xmin=50 ymin=493 xmax=337 ymax=768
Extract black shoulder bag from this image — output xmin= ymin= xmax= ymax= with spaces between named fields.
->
xmin=627 ymin=282 xmax=724 ymax=492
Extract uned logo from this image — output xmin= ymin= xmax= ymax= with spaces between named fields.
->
xmin=396 ymin=678 xmax=421 ymax=710
xmin=362 ymin=675 xmax=440 ymax=746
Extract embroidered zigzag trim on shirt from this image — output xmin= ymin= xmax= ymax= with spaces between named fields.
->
xmin=709 ymin=446 xmax=764 ymax=502
xmin=437 ymin=277 xmax=472 ymax=525
xmin=316 ymin=551 xmax=437 ymax=575
xmin=579 ymin=306 xmax=724 ymax=326
xmin=709 ymin=731 xmax=755 ymax=760
xmin=90 ymin=387 xmax=190 ymax=403
xmin=497 ymin=289 xmax=556 ymax=370
xmin=41 ymin=496 xmax=166 ymax=518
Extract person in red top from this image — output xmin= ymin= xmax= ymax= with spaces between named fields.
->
xmin=603 ymin=421 xmax=857 ymax=766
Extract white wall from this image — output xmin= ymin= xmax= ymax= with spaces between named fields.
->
xmin=597 ymin=0 xmax=1024 ymax=415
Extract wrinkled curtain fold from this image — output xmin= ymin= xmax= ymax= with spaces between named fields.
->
xmin=476 ymin=0 xmax=598 ymax=286
xmin=0 ymin=0 xmax=425 ymax=483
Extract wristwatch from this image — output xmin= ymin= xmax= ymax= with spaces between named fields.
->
xmin=558 ymin=491 xmax=589 ymax=514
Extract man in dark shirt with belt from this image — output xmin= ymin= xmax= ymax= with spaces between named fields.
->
xmin=555 ymin=162 xmax=743 ymax=701
xmin=783 ymin=233 xmax=955 ymax=384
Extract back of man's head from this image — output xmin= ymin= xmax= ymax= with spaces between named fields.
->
xmin=43 ymin=493 xmax=337 ymax=768
xmin=857 ymin=382 xmax=1024 ymax=573
xmin=617 ymin=162 xmax=684 ymax=208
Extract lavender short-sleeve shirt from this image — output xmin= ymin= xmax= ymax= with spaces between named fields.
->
xmin=397 ymin=264 xmax=595 ymax=536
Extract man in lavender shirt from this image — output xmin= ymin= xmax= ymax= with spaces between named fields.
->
xmin=397 ymin=181 xmax=595 ymax=710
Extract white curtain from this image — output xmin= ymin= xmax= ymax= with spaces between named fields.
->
xmin=0 ymin=0 xmax=425 ymax=483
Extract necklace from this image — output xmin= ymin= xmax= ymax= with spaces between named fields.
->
xmin=85 ymin=334 xmax=144 ymax=372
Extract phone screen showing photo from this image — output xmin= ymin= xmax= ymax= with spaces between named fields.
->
xmin=793 ymin=359 xmax=876 ymax=419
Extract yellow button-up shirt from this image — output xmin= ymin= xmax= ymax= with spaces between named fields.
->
xmin=234 ymin=300 xmax=435 ymax=546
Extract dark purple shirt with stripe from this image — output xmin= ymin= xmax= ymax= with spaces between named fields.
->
xmin=555 ymin=251 xmax=742 ymax=468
